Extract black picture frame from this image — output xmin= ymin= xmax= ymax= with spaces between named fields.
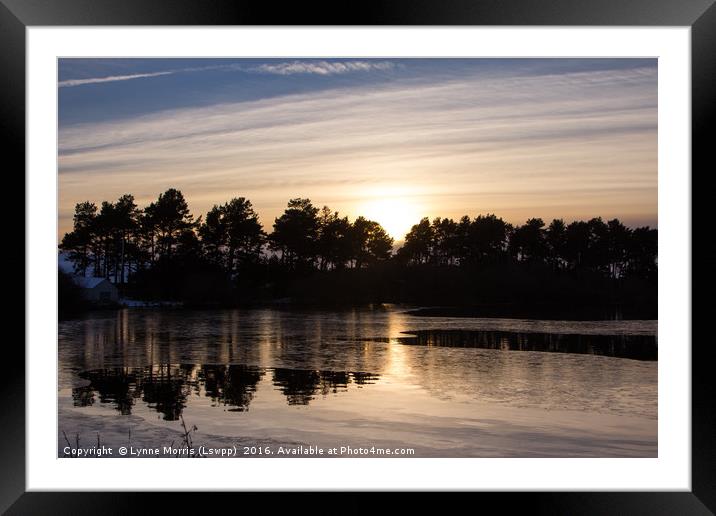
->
xmin=4 ymin=0 xmax=713 ymax=513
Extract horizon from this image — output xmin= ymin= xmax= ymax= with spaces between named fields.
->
xmin=58 ymin=58 xmax=658 ymax=241
xmin=57 ymin=187 xmax=657 ymax=252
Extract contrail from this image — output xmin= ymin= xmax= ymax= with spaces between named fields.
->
xmin=58 ymin=61 xmax=397 ymax=88
xmin=59 ymin=71 xmax=176 ymax=88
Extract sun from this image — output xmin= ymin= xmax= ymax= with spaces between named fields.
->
xmin=360 ymin=196 xmax=423 ymax=242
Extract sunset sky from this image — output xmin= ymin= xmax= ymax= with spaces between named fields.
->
xmin=58 ymin=58 xmax=657 ymax=241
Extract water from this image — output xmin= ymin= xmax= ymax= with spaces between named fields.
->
xmin=58 ymin=306 xmax=657 ymax=457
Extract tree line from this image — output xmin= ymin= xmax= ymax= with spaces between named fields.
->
xmin=60 ymin=188 xmax=395 ymax=284
xmin=398 ymin=215 xmax=656 ymax=280
xmin=59 ymin=188 xmax=657 ymax=306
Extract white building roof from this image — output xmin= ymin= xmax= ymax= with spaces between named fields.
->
xmin=74 ymin=277 xmax=112 ymax=289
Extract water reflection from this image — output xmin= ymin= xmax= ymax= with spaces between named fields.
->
xmin=59 ymin=307 xmax=657 ymax=422
xmin=200 ymin=364 xmax=264 ymax=412
xmin=398 ymin=330 xmax=657 ymax=361
xmin=73 ymin=364 xmax=380 ymax=419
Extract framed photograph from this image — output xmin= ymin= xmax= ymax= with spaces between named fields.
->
xmin=6 ymin=0 xmax=713 ymax=512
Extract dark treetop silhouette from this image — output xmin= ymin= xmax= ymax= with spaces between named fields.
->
xmin=59 ymin=188 xmax=657 ymax=319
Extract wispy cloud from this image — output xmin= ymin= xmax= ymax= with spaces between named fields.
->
xmin=251 ymin=60 xmax=396 ymax=75
xmin=59 ymin=71 xmax=176 ymax=87
xmin=58 ymin=66 xmax=657 ymax=236
xmin=59 ymin=60 xmax=397 ymax=88
xmin=58 ymin=64 xmax=240 ymax=88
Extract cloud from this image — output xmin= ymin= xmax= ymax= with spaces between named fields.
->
xmin=58 ymin=65 xmax=657 ymax=236
xmin=251 ymin=60 xmax=396 ymax=75
xmin=59 ymin=71 xmax=176 ymax=88
xmin=58 ymin=64 xmax=244 ymax=88
xmin=58 ymin=60 xmax=397 ymax=88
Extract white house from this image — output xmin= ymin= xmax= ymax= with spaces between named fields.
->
xmin=74 ymin=277 xmax=119 ymax=304
xmin=60 ymin=252 xmax=120 ymax=304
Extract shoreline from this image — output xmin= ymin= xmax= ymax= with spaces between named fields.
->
xmin=403 ymin=304 xmax=657 ymax=321
xmin=61 ymin=301 xmax=657 ymax=323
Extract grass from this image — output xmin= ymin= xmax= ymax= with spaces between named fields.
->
xmin=60 ymin=415 xmax=203 ymax=458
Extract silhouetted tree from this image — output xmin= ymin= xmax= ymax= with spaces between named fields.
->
xmin=199 ymin=197 xmax=265 ymax=276
xmin=546 ymin=219 xmax=567 ymax=270
xmin=466 ymin=214 xmax=510 ymax=265
xmin=96 ymin=201 xmax=119 ymax=279
xmin=585 ymin=217 xmax=610 ymax=273
xmin=316 ymin=206 xmax=353 ymax=270
xmin=270 ymin=198 xmax=319 ymax=269
xmin=60 ymin=201 xmax=98 ymax=276
xmin=113 ymin=194 xmax=139 ymax=283
xmin=606 ymin=218 xmax=631 ymax=279
xmin=455 ymin=215 xmax=473 ymax=264
xmin=199 ymin=204 xmax=226 ymax=267
xmin=399 ymin=217 xmax=434 ymax=264
xmin=432 ymin=217 xmax=458 ymax=265
xmin=350 ymin=216 xmax=393 ymax=268
xmin=144 ymin=188 xmax=195 ymax=262
xmin=510 ymin=218 xmax=547 ymax=263
xmin=564 ymin=220 xmax=591 ymax=269
xmin=626 ymin=226 xmax=657 ymax=280
xmin=58 ymin=188 xmax=658 ymax=311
